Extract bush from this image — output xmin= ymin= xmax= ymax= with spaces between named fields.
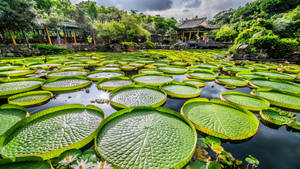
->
xmin=121 ymin=42 xmax=138 ymax=48
xmin=32 ymin=44 xmax=71 ymax=55
xmin=95 ymin=44 xmax=113 ymax=52
xmin=234 ymin=26 xmax=268 ymax=44
xmin=144 ymin=41 xmax=156 ymax=49
xmin=215 ymin=25 xmax=238 ymax=42
xmin=249 ymin=35 xmax=298 ymax=58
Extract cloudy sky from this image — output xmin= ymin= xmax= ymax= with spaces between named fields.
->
xmin=70 ymin=0 xmax=254 ymax=19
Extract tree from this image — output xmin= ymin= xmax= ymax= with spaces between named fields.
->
xmin=0 ymin=0 xmax=37 ymax=45
xmin=215 ymin=25 xmax=238 ymax=42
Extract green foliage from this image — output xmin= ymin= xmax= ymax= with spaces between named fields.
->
xmin=215 ymin=25 xmax=238 ymax=42
xmin=143 ymin=41 xmax=156 ymax=49
xmin=249 ymin=35 xmax=298 ymax=58
xmin=121 ymin=42 xmax=138 ymax=48
xmin=95 ymin=15 xmax=150 ymax=42
xmin=95 ymin=44 xmax=113 ymax=52
xmin=32 ymin=44 xmax=71 ymax=55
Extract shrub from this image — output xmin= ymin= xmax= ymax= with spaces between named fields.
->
xmin=121 ymin=42 xmax=138 ymax=48
xmin=215 ymin=25 xmax=238 ymax=42
xmin=95 ymin=44 xmax=113 ymax=52
xmin=249 ymin=35 xmax=298 ymax=58
xmin=234 ymin=26 xmax=268 ymax=44
xmin=144 ymin=41 xmax=156 ymax=49
xmin=32 ymin=44 xmax=71 ymax=55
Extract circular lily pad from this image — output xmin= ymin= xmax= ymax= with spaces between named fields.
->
xmin=87 ymin=70 xmax=124 ymax=81
xmin=253 ymin=71 xmax=295 ymax=80
xmin=249 ymin=79 xmax=300 ymax=94
xmin=95 ymin=106 xmax=197 ymax=169
xmin=162 ymin=82 xmax=201 ymax=98
xmin=0 ymin=78 xmax=44 ymax=98
xmin=0 ymin=104 xmax=27 ymax=136
xmin=0 ymin=104 xmax=104 ymax=160
xmin=0 ymin=69 xmax=36 ymax=77
xmin=259 ymin=108 xmax=294 ymax=125
xmin=221 ymin=91 xmax=270 ymax=111
xmin=251 ymin=88 xmax=300 ymax=111
xmin=42 ymin=76 xmax=91 ymax=92
xmin=8 ymin=91 xmax=53 ymax=107
xmin=132 ymin=74 xmax=174 ymax=86
xmin=97 ymin=77 xmax=133 ymax=90
xmin=215 ymin=76 xmax=248 ymax=87
xmin=182 ymin=79 xmax=206 ymax=87
xmin=236 ymin=72 xmax=265 ymax=80
xmin=120 ymin=65 xmax=135 ymax=71
xmin=158 ymin=66 xmax=188 ymax=74
xmin=181 ymin=98 xmax=259 ymax=140
xmin=96 ymin=67 xmax=120 ymax=71
xmin=0 ymin=66 xmax=21 ymax=71
xmin=138 ymin=69 xmax=163 ymax=74
xmin=187 ymin=71 xmax=217 ymax=81
xmin=110 ymin=85 xmax=167 ymax=108
xmin=47 ymin=70 xmax=87 ymax=78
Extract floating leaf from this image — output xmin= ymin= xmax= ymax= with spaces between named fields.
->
xmin=132 ymin=73 xmax=173 ymax=86
xmin=162 ymin=82 xmax=201 ymax=98
xmin=8 ymin=91 xmax=53 ymax=107
xmin=42 ymin=76 xmax=91 ymax=92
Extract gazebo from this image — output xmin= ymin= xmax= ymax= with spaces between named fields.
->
xmin=178 ymin=17 xmax=218 ymax=42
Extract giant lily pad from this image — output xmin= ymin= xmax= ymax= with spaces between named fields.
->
xmin=0 ymin=69 xmax=36 ymax=77
xmin=97 ymin=77 xmax=133 ymax=90
xmin=183 ymin=79 xmax=206 ymax=88
xmin=259 ymin=108 xmax=294 ymax=125
xmin=162 ymin=82 xmax=201 ymax=98
xmin=181 ymin=98 xmax=259 ymax=140
xmin=187 ymin=71 xmax=217 ymax=81
xmin=87 ymin=70 xmax=124 ymax=81
xmin=110 ymin=85 xmax=167 ymax=108
xmin=249 ymin=79 xmax=300 ymax=94
xmin=253 ymin=71 xmax=295 ymax=80
xmin=47 ymin=70 xmax=87 ymax=78
xmin=158 ymin=66 xmax=188 ymax=74
xmin=221 ymin=91 xmax=270 ymax=111
xmin=8 ymin=91 xmax=53 ymax=107
xmin=42 ymin=76 xmax=91 ymax=92
xmin=132 ymin=73 xmax=174 ymax=86
xmin=0 ymin=104 xmax=104 ymax=160
xmin=95 ymin=106 xmax=197 ymax=169
xmin=251 ymin=88 xmax=300 ymax=111
xmin=0 ymin=104 xmax=27 ymax=136
xmin=215 ymin=76 xmax=248 ymax=87
xmin=0 ymin=78 xmax=44 ymax=98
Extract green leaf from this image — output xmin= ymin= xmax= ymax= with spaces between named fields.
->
xmin=0 ymin=104 xmax=104 ymax=160
xmin=181 ymin=98 xmax=259 ymax=140
xmin=132 ymin=73 xmax=174 ymax=86
xmin=78 ymin=150 xmax=100 ymax=163
xmin=95 ymin=106 xmax=197 ymax=168
xmin=211 ymin=144 xmax=224 ymax=154
xmin=188 ymin=160 xmax=207 ymax=169
xmin=8 ymin=91 xmax=53 ymax=107
xmin=206 ymin=161 xmax=221 ymax=169
xmin=162 ymin=82 xmax=201 ymax=99
xmin=42 ymin=76 xmax=91 ymax=92
xmin=205 ymin=136 xmax=221 ymax=146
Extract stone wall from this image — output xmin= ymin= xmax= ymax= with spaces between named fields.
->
xmin=0 ymin=44 xmax=40 ymax=58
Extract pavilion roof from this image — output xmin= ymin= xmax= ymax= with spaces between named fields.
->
xmin=179 ymin=17 xmax=218 ymax=30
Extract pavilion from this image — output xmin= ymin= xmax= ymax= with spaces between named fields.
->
xmin=178 ymin=17 xmax=218 ymax=42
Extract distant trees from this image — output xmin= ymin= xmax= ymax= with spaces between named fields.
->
xmin=215 ymin=25 xmax=238 ymax=42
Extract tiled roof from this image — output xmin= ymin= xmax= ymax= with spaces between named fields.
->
xmin=179 ymin=17 xmax=218 ymax=30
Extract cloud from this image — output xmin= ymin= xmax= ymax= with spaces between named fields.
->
xmin=71 ymin=0 xmax=255 ymax=19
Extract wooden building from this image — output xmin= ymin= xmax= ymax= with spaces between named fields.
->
xmin=178 ymin=17 xmax=218 ymax=42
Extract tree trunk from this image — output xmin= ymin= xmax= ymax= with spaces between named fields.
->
xmin=22 ymin=30 xmax=29 ymax=46
xmin=63 ymin=31 xmax=67 ymax=44
xmin=8 ymin=29 xmax=17 ymax=46
xmin=37 ymin=29 xmax=43 ymax=44
xmin=72 ymin=29 xmax=77 ymax=44
xmin=45 ymin=26 xmax=52 ymax=45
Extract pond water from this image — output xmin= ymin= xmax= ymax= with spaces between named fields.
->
xmin=1 ymin=71 xmax=299 ymax=169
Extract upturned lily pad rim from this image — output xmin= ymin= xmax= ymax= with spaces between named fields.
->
xmin=110 ymin=85 xmax=167 ymax=109
xmin=8 ymin=91 xmax=53 ymax=107
xmin=42 ymin=76 xmax=92 ymax=92
xmin=96 ymin=77 xmax=133 ymax=91
xmin=235 ymin=72 xmax=266 ymax=80
xmin=161 ymin=82 xmax=201 ymax=99
xmin=120 ymin=65 xmax=136 ymax=71
xmin=87 ymin=70 xmax=125 ymax=81
xmin=253 ymin=70 xmax=295 ymax=80
xmin=94 ymin=106 xmax=197 ymax=169
xmin=215 ymin=76 xmax=248 ymax=87
xmin=186 ymin=70 xmax=217 ymax=81
xmin=46 ymin=70 xmax=88 ymax=78
xmin=221 ymin=91 xmax=270 ymax=111
xmin=182 ymin=79 xmax=206 ymax=87
xmin=251 ymin=88 xmax=300 ymax=111
xmin=158 ymin=65 xmax=188 ymax=74
xmin=181 ymin=98 xmax=259 ymax=140
xmin=132 ymin=73 xmax=174 ymax=86
xmin=248 ymin=78 xmax=300 ymax=94
xmin=0 ymin=104 xmax=104 ymax=160
xmin=0 ymin=78 xmax=45 ymax=98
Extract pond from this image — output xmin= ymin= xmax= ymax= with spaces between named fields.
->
xmin=0 ymin=50 xmax=299 ymax=169
xmin=2 ymin=70 xmax=297 ymax=169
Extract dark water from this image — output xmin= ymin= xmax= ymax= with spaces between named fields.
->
xmin=20 ymin=73 xmax=300 ymax=169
